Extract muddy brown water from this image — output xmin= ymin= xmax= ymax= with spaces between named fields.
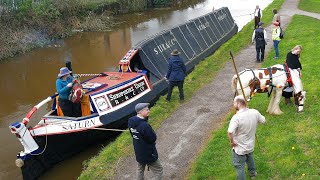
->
xmin=0 ymin=0 xmax=272 ymax=179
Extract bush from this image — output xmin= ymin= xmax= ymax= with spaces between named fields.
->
xmin=153 ymin=0 xmax=171 ymax=6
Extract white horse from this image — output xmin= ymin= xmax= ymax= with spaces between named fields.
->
xmin=231 ymin=64 xmax=306 ymax=115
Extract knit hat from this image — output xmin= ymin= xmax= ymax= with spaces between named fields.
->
xmin=135 ymin=103 xmax=150 ymax=113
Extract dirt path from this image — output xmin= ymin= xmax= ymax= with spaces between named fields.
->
xmin=113 ymin=0 xmax=319 ymax=179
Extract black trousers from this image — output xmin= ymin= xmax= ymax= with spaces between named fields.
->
xmin=255 ymin=42 xmax=265 ymax=62
xmin=166 ymin=80 xmax=184 ymax=101
xmin=282 ymin=91 xmax=293 ymax=98
xmin=254 ymin=17 xmax=260 ymax=28
xmin=59 ymin=98 xmax=82 ymax=117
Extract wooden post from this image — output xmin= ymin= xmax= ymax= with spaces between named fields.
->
xmin=229 ymin=51 xmax=247 ymax=106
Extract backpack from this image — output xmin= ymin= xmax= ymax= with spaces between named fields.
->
xmin=279 ymin=27 xmax=285 ymax=39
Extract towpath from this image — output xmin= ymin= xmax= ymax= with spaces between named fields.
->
xmin=113 ymin=0 xmax=320 ymax=179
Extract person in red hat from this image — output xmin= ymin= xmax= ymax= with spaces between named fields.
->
xmin=272 ymin=21 xmax=281 ymax=59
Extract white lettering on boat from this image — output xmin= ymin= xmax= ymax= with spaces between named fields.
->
xmin=62 ymin=119 xmax=96 ymax=131
xmin=108 ymin=86 xmax=135 ymax=101
xmin=153 ymin=38 xmax=176 ymax=55
xmin=107 ymin=79 xmax=148 ymax=107
xmin=218 ymin=14 xmax=226 ymax=21
xmin=197 ymin=22 xmax=209 ymax=31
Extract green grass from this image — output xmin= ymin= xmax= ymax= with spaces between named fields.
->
xmin=299 ymin=0 xmax=320 ymax=13
xmin=187 ymin=15 xmax=320 ymax=179
xmin=78 ymin=0 xmax=285 ymax=179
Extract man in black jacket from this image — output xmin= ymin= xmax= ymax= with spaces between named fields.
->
xmin=252 ymin=22 xmax=267 ymax=63
xmin=128 ymin=103 xmax=163 ymax=180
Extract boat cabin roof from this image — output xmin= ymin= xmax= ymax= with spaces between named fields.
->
xmin=82 ymin=72 xmax=143 ymax=95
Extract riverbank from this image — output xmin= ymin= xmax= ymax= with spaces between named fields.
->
xmin=79 ymin=0 xmax=284 ymax=179
xmin=188 ymin=0 xmax=320 ymax=178
xmin=0 ymin=0 xmax=184 ymax=61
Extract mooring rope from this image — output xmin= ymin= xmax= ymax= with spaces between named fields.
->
xmin=89 ymin=127 xmax=128 ymax=132
xmin=28 ymin=123 xmax=48 ymax=156
xmin=233 ymin=13 xmax=254 ymax=18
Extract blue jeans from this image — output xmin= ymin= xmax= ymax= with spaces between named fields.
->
xmin=273 ymin=40 xmax=280 ymax=57
xmin=232 ymin=150 xmax=256 ymax=180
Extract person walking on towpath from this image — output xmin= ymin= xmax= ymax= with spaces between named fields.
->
xmin=253 ymin=5 xmax=262 ymax=29
xmin=228 ymin=96 xmax=266 ymax=179
xmin=165 ymin=49 xmax=186 ymax=102
xmin=252 ymin=22 xmax=267 ymax=63
xmin=128 ymin=103 xmax=163 ymax=180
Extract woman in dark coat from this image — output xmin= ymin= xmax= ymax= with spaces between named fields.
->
xmin=165 ymin=49 xmax=186 ymax=102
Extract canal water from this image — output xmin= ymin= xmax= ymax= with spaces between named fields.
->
xmin=0 ymin=0 xmax=273 ymax=179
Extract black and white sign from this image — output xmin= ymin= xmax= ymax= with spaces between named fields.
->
xmin=107 ymin=79 xmax=148 ymax=106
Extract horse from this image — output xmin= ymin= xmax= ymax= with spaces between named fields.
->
xmin=231 ymin=64 xmax=306 ymax=115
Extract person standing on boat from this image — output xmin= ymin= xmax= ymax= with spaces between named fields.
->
xmin=56 ymin=67 xmax=81 ymax=117
xmin=165 ymin=49 xmax=186 ymax=102
xmin=128 ymin=103 xmax=163 ymax=180
xmin=227 ymin=96 xmax=266 ymax=179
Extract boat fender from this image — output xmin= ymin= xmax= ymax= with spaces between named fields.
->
xmin=15 ymin=158 xmax=24 ymax=167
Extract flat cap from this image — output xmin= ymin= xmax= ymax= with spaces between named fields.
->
xmin=135 ymin=103 xmax=150 ymax=113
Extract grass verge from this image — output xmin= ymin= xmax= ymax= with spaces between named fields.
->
xmin=187 ymin=15 xmax=320 ymax=179
xmin=78 ymin=0 xmax=285 ymax=179
xmin=299 ymin=0 xmax=320 ymax=13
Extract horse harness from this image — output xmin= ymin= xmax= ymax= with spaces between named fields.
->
xmin=247 ymin=66 xmax=289 ymax=99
